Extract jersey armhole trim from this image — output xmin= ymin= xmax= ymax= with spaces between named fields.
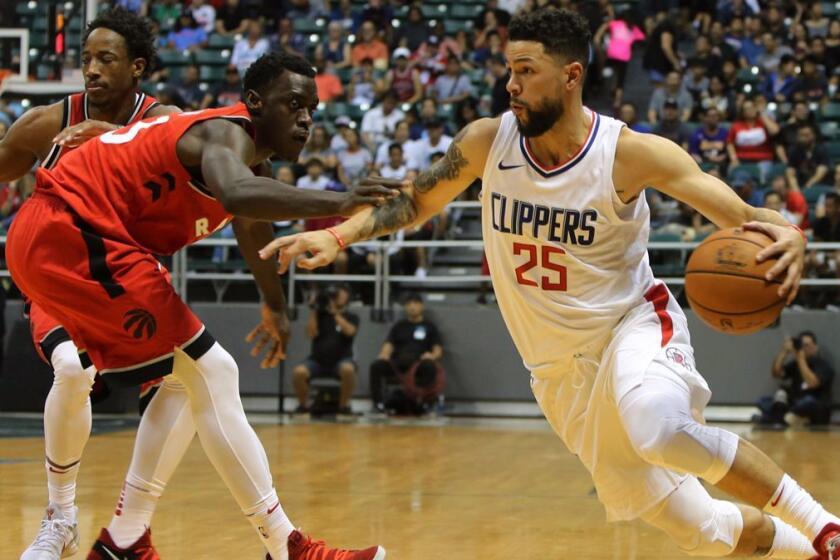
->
xmin=41 ymin=97 xmax=71 ymax=169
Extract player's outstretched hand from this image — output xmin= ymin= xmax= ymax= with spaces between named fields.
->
xmin=338 ymin=181 xmax=401 ymax=216
xmin=744 ymin=221 xmax=806 ymax=305
xmin=259 ymin=230 xmax=340 ymax=274
xmin=245 ymin=303 xmax=289 ymax=369
xmin=52 ymin=119 xmax=119 ymax=148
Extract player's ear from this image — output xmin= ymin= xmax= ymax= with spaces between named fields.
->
xmin=132 ymin=58 xmax=146 ymax=80
xmin=565 ymin=61 xmax=585 ymax=90
xmin=244 ymin=89 xmax=263 ymax=116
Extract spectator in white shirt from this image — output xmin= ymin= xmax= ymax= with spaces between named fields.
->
xmin=379 ymin=143 xmax=417 ymax=181
xmin=297 ymin=159 xmax=334 ymax=191
xmin=360 ymin=91 xmax=405 ymax=152
xmin=230 ymin=20 xmax=270 ymax=76
xmin=375 ymin=120 xmax=419 ymax=171
xmin=414 ymin=119 xmax=452 ymax=168
xmin=337 ymin=128 xmax=373 ymax=187
xmin=190 ymin=0 xmax=216 ymax=34
xmin=330 ymin=117 xmax=352 ymax=153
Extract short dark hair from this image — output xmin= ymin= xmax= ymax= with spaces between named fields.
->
xmin=764 ymin=190 xmax=781 ymax=202
xmin=798 ymin=330 xmax=817 ymax=344
xmin=509 ymin=8 xmax=591 ymax=69
xmin=84 ymin=7 xmax=156 ymax=78
xmin=243 ymin=52 xmax=316 ymax=95
xmin=388 ymin=142 xmax=403 ymax=154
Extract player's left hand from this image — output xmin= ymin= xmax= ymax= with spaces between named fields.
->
xmin=52 ymin=120 xmax=119 ymax=147
xmin=744 ymin=221 xmax=806 ymax=305
xmin=245 ymin=303 xmax=289 ymax=368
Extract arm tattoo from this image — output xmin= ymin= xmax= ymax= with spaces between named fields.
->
xmin=355 ymin=191 xmax=419 ymax=241
xmin=414 ymin=125 xmax=470 ymax=193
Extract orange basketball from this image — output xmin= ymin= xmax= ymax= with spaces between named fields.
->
xmin=684 ymin=227 xmax=785 ymax=335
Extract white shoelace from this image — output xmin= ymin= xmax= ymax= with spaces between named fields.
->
xmin=29 ymin=518 xmax=72 ymax=552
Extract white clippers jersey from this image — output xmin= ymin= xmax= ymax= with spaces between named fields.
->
xmin=480 ymin=110 xmax=657 ymax=372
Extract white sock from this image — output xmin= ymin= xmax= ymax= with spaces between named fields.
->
xmin=107 ymin=475 xmax=163 ymax=548
xmin=244 ymin=491 xmax=294 ymax=560
xmin=108 ymin=377 xmax=196 ymax=548
xmin=765 ymin=516 xmax=817 ymax=559
xmin=46 ymin=458 xmax=79 ymax=516
xmin=765 ymin=474 xmax=840 ymax=540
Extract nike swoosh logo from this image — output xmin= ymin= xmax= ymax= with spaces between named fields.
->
xmin=498 ymin=161 xmax=525 ymax=171
xmin=267 ymin=502 xmax=280 ymax=515
xmin=771 ymin=485 xmax=785 ymax=507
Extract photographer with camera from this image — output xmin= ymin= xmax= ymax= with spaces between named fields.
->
xmin=754 ymin=331 xmax=835 ymax=426
xmin=292 ymin=284 xmax=360 ymax=414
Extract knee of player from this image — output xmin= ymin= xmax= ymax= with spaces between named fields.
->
xmin=674 ymin=501 xmax=743 ymax=557
xmin=293 ymin=365 xmax=310 ymax=380
xmin=338 ymin=362 xmax=356 ymax=378
xmin=52 ymin=362 xmax=95 ymax=392
xmin=634 ymin=416 xmax=698 ymax=466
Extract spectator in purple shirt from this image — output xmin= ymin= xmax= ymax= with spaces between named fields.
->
xmin=167 ymin=12 xmax=207 ymax=52
xmin=689 ymin=107 xmax=729 ymax=173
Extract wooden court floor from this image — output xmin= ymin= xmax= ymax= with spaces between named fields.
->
xmin=3 ymin=417 xmax=840 ymax=559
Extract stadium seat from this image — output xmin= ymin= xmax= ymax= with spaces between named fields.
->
xmin=421 ymin=4 xmax=448 ymax=18
xmin=208 ymin=34 xmax=235 ymax=50
xmin=803 ymin=184 xmax=835 ymax=205
xmin=195 ymin=49 xmax=229 ymax=66
xmin=821 ymin=103 xmax=840 ymax=121
xmin=767 ymin=162 xmax=788 ymax=180
xmin=728 ymin=163 xmax=762 ymax=184
xmin=293 ymin=18 xmax=326 ymax=34
xmin=158 ymin=49 xmax=193 ymax=66
xmin=735 ymin=67 xmax=762 ymax=86
xmin=32 ymin=16 xmax=48 ymax=31
xmin=451 ymin=4 xmax=483 ymax=19
xmin=444 ymin=20 xmax=472 ymax=34
xmin=16 ymin=1 xmax=39 ymax=16
xmin=199 ymin=65 xmax=226 ymax=82
xmin=820 ymin=121 xmax=840 ymax=139
xmin=826 ymin=140 xmax=840 ymax=161
xmin=335 ymin=67 xmax=353 ymax=85
xmin=821 ymin=2 xmax=838 ymax=17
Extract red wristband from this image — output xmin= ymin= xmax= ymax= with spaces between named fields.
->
xmin=787 ymin=224 xmax=807 ymax=243
xmin=326 ymin=227 xmax=346 ymax=249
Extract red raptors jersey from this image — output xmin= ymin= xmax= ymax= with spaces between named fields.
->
xmin=41 ymin=92 xmax=159 ymax=170
xmin=34 ymin=104 xmax=251 ymax=255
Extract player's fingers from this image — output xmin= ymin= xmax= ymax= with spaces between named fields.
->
xmin=356 ymin=185 xmax=401 ymax=197
xmin=786 ymin=271 xmax=802 ymax=304
xmin=245 ymin=324 xmax=262 ymax=343
xmin=756 ymin=240 xmax=787 ymax=263
xmin=259 ymin=235 xmax=299 ymax=260
xmin=742 ymin=221 xmax=776 ymax=239
xmin=250 ymin=332 xmax=271 ymax=356
xmin=264 ymin=343 xmax=286 ymax=368
xmin=359 ymin=176 xmax=404 ymax=189
xmin=765 ymin=251 xmax=793 ymax=281
xmin=298 ymin=253 xmax=332 ymax=270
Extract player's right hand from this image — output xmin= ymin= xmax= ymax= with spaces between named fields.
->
xmin=338 ymin=183 xmax=401 ymax=216
xmin=259 ymin=230 xmax=340 ymax=274
xmin=53 ymin=119 xmax=119 ymax=147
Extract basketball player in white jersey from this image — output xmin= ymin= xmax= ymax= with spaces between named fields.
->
xmin=261 ymin=9 xmax=840 ymax=559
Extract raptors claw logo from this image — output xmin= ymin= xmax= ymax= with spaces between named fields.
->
xmin=122 ymin=308 xmax=157 ymax=339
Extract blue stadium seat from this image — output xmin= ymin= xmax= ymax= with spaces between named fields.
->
xmin=208 ymin=34 xmax=235 ymax=50
xmin=728 ymin=163 xmax=762 ymax=184
xmin=821 ymin=103 xmax=840 ymax=122
xmin=195 ymin=49 xmax=229 ymax=66
xmin=451 ymin=4 xmax=483 ymax=19
xmin=199 ymin=65 xmax=226 ymax=82
xmin=803 ymin=184 xmax=835 ymax=205
xmin=158 ymin=49 xmax=193 ymax=66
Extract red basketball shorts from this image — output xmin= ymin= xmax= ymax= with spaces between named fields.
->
xmin=8 ymin=193 xmax=215 ymax=386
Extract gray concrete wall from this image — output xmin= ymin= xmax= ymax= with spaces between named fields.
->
xmin=4 ymin=301 xmax=839 ymax=406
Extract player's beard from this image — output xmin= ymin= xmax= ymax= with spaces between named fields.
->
xmin=513 ymin=96 xmax=565 ymax=138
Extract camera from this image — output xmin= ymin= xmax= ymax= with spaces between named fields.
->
xmin=312 ymin=285 xmax=340 ymax=312
xmin=792 ymin=336 xmax=802 ymax=351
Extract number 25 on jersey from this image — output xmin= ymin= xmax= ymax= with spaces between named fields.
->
xmin=513 ymin=242 xmax=567 ymax=291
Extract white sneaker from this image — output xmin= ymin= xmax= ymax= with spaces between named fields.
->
xmin=414 ymin=267 xmax=427 ymax=278
xmin=20 ymin=505 xmax=79 ymax=559
xmin=784 ymin=412 xmax=809 ymax=428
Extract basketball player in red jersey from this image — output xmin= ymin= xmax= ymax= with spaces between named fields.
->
xmin=262 ymin=9 xmax=840 ymax=560
xmin=0 ymin=9 xmax=183 ymax=560
xmin=7 ymin=51 xmax=389 ymax=560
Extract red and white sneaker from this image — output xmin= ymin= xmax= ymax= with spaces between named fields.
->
xmin=86 ymin=528 xmax=160 ymax=560
xmin=812 ymin=523 xmax=840 ymax=560
xmin=265 ymin=529 xmax=385 ymax=560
